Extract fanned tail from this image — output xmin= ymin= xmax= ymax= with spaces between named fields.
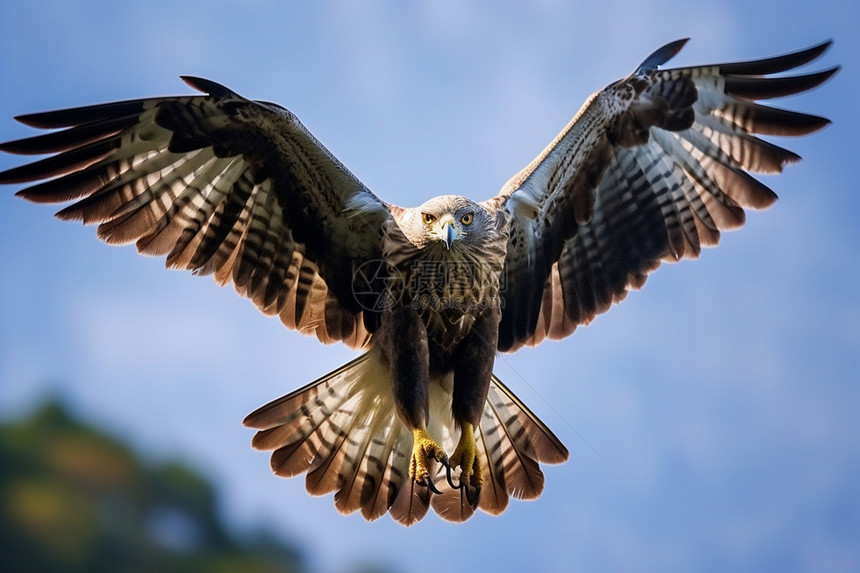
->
xmin=244 ymin=350 xmax=568 ymax=525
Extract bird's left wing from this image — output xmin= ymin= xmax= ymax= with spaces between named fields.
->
xmin=487 ymin=40 xmax=837 ymax=352
xmin=0 ymin=77 xmax=395 ymax=349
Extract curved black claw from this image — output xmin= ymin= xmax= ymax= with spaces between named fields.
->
xmin=439 ymin=457 xmax=462 ymax=490
xmin=464 ymin=483 xmax=480 ymax=506
xmin=416 ymin=475 xmax=443 ymax=495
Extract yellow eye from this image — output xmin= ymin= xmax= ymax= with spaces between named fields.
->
xmin=422 ymin=213 xmax=436 ymax=225
xmin=460 ymin=213 xmax=474 ymax=225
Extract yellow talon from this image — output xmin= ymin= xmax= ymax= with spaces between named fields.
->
xmin=449 ymin=422 xmax=483 ymax=488
xmin=410 ymin=428 xmax=447 ymax=489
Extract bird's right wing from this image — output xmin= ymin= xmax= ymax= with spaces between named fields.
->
xmin=0 ymin=77 xmax=397 ymax=349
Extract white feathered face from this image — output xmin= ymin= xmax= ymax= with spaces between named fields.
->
xmin=406 ymin=195 xmax=494 ymax=251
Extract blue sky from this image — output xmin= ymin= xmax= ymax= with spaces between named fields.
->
xmin=1 ymin=1 xmax=857 ymax=572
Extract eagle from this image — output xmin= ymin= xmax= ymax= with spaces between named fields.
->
xmin=0 ymin=40 xmax=836 ymax=525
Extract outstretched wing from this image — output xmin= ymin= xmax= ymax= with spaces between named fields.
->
xmin=489 ymin=40 xmax=837 ymax=352
xmin=0 ymin=77 xmax=395 ymax=349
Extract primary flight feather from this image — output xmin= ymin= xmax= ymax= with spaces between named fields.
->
xmin=0 ymin=40 xmax=836 ymax=524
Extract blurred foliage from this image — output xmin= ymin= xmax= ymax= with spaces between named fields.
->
xmin=0 ymin=399 xmax=305 ymax=573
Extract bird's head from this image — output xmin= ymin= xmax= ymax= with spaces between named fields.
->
xmin=406 ymin=195 xmax=493 ymax=251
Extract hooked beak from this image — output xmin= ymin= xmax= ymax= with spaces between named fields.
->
xmin=441 ymin=220 xmax=456 ymax=250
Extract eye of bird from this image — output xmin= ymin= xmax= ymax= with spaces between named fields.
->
xmin=422 ymin=213 xmax=436 ymax=225
xmin=460 ymin=212 xmax=473 ymax=225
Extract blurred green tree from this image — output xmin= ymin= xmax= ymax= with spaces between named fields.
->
xmin=0 ymin=399 xmax=304 ymax=573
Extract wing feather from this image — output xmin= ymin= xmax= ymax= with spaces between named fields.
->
xmin=492 ymin=40 xmax=836 ymax=351
xmin=0 ymin=78 xmax=397 ymax=348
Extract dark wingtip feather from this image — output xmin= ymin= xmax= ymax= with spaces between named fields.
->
xmin=14 ymin=111 xmax=62 ymax=129
xmin=725 ymin=67 xmax=839 ymax=100
xmin=636 ymin=38 xmax=690 ymax=74
xmin=0 ymin=139 xmax=116 ymax=184
xmin=771 ymin=110 xmax=832 ymax=136
xmin=0 ymin=139 xmax=25 ymax=154
xmin=0 ymin=115 xmax=133 ymax=156
xmin=180 ymin=76 xmax=236 ymax=98
xmin=801 ymin=115 xmax=833 ymax=136
xmin=718 ymin=40 xmax=834 ymax=75
xmin=13 ymin=100 xmax=147 ymax=129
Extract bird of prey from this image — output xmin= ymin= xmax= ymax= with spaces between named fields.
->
xmin=0 ymin=40 xmax=836 ymax=525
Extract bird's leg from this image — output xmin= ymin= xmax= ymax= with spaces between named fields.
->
xmin=381 ymin=306 xmax=447 ymax=494
xmin=447 ymin=306 xmax=498 ymax=502
xmin=409 ymin=427 xmax=447 ymax=494
xmin=449 ymin=421 xmax=483 ymax=492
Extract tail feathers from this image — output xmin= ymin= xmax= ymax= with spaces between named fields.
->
xmin=244 ymin=350 xmax=434 ymax=525
xmin=245 ymin=355 xmax=369 ymax=480
xmin=431 ymin=375 xmax=569 ymax=522
xmin=244 ymin=352 xmax=568 ymax=525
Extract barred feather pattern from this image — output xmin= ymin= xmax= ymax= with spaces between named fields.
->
xmin=0 ymin=80 xmax=393 ymax=349
xmin=493 ymin=40 xmax=836 ymax=351
xmin=243 ymin=349 xmax=568 ymax=525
